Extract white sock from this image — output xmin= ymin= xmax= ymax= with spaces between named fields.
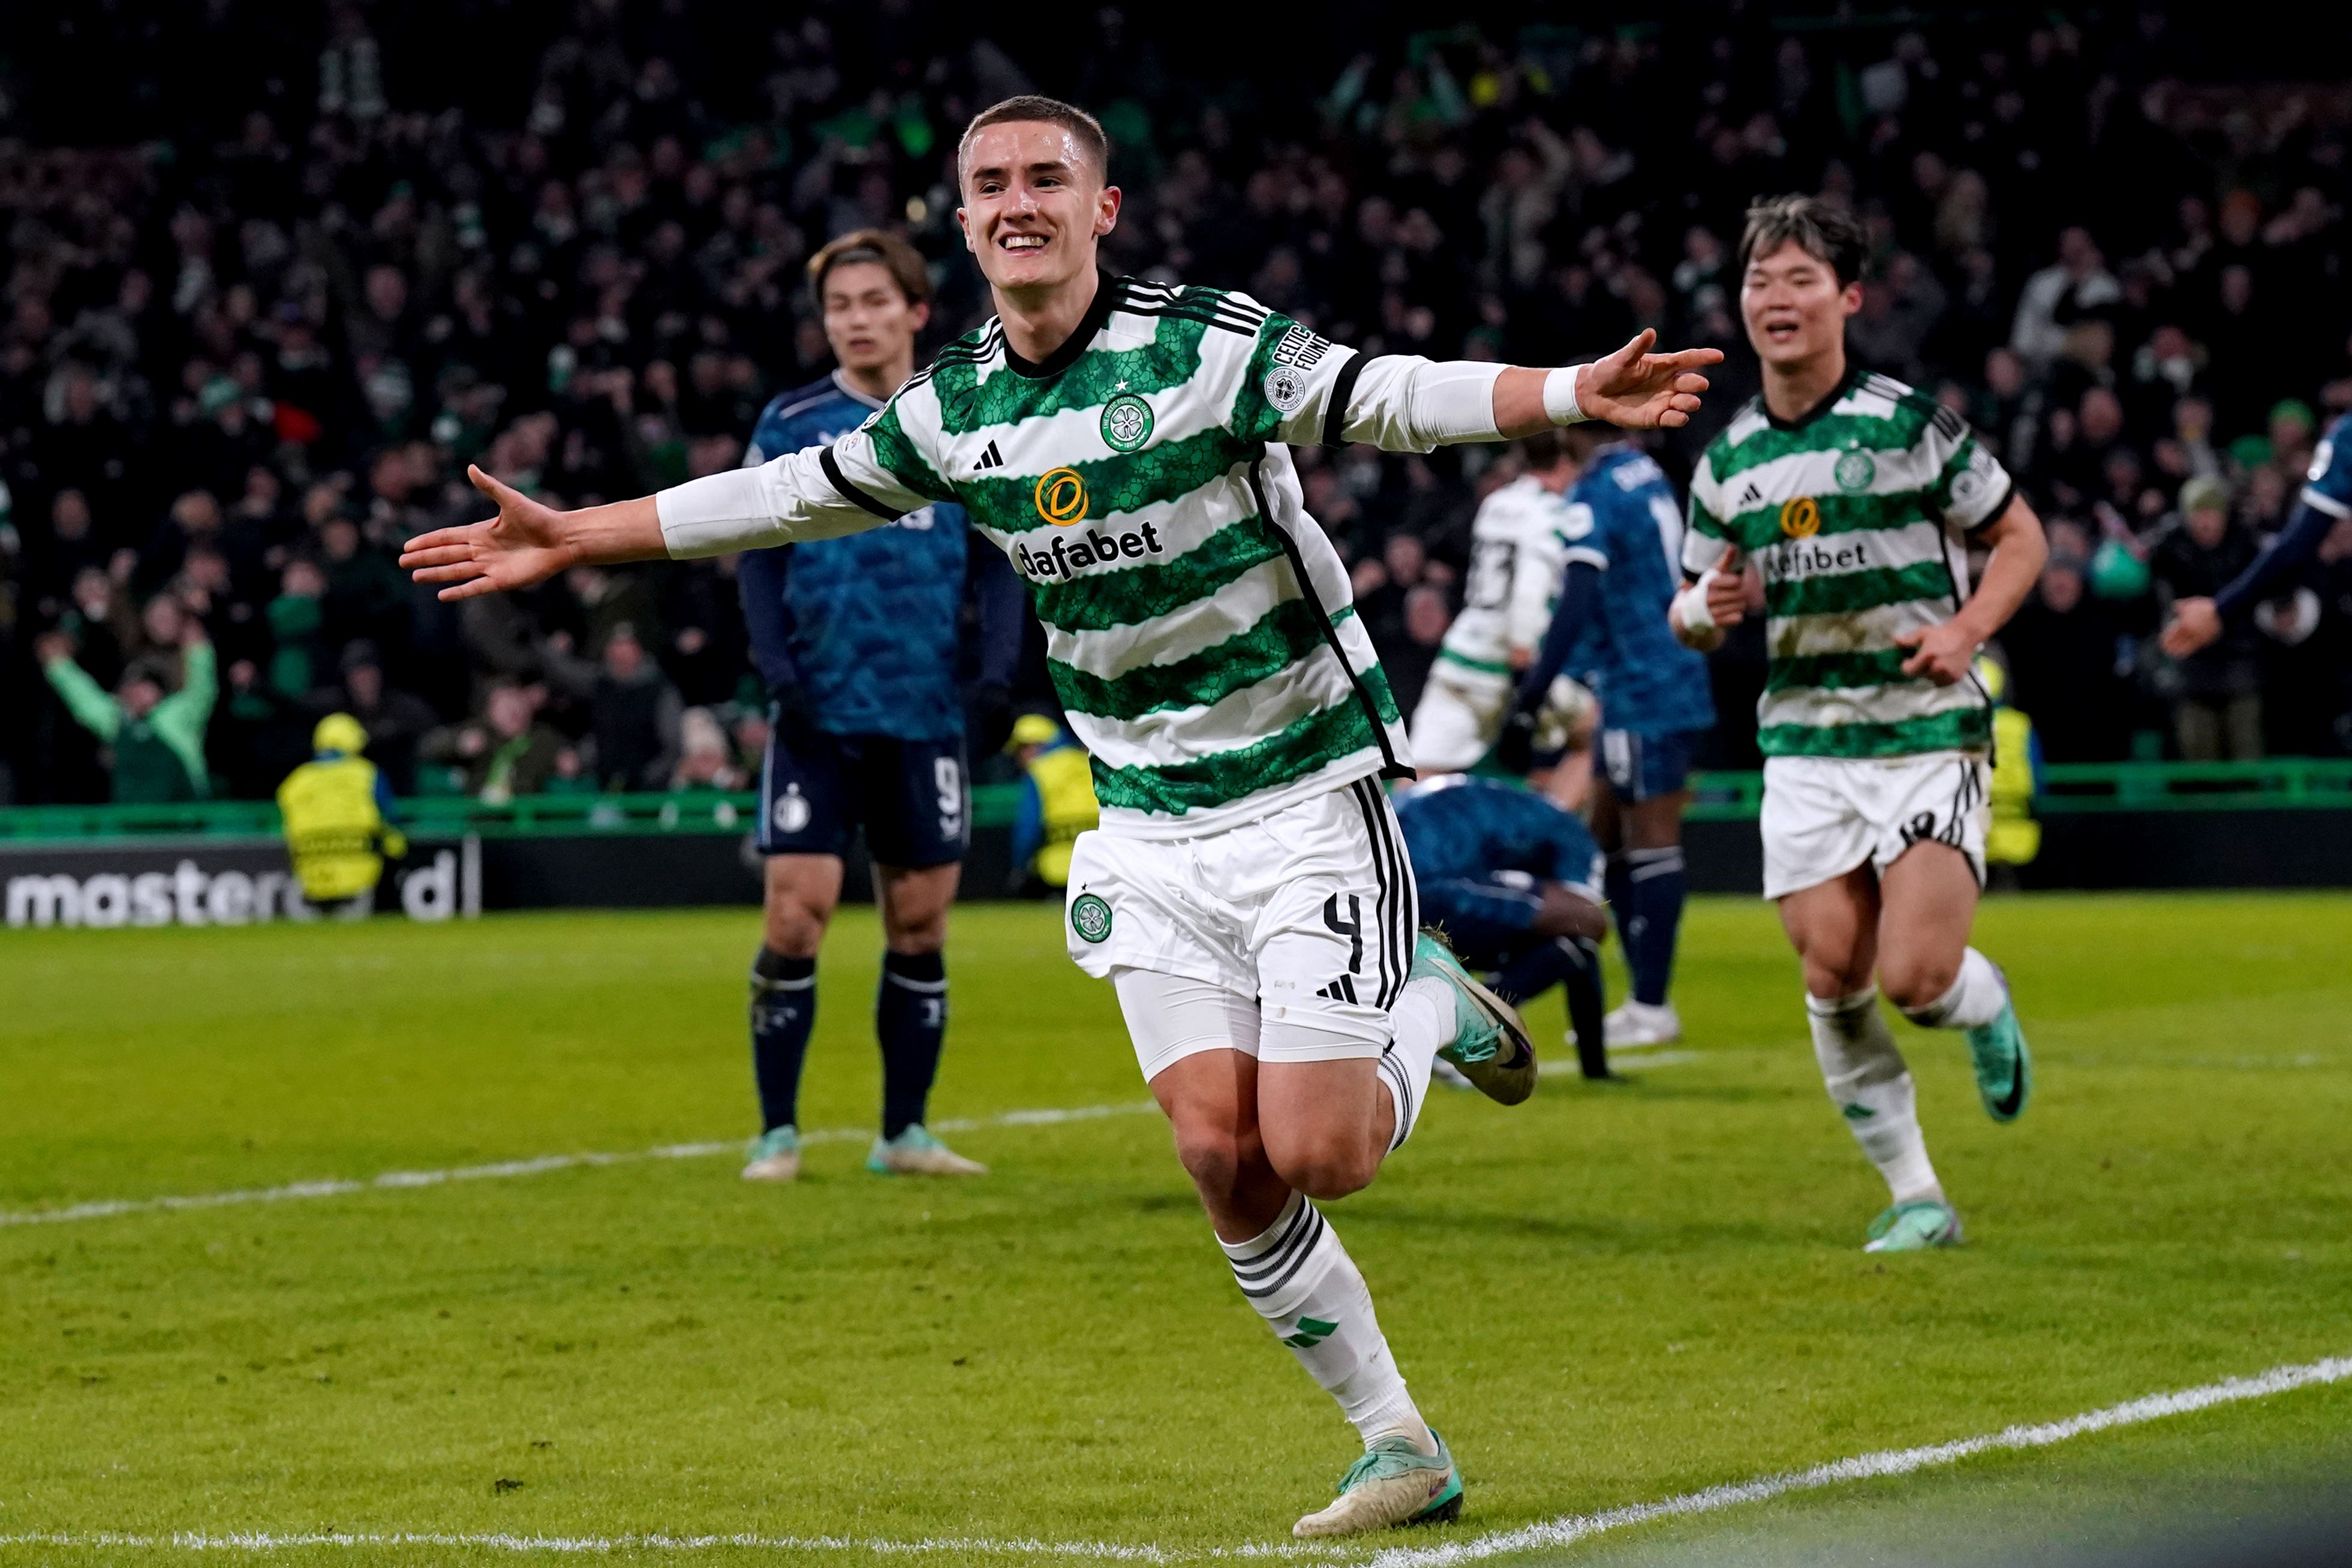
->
xmin=1806 ymin=988 xmax=1942 ymax=1203
xmin=1220 ymin=1192 xmax=1431 ymax=1451
xmin=1900 ymin=948 xmax=2008 ymax=1030
xmin=1377 ymin=979 xmax=1451 ymax=1151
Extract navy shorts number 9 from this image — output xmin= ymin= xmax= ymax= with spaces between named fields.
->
xmin=758 ymin=725 xmax=970 ymax=868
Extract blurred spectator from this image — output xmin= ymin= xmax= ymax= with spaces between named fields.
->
xmin=548 ymin=623 xmax=682 ymax=792
xmin=2152 ymin=477 xmax=2265 ymax=760
xmin=2 ymin=5 xmax=2349 ymax=802
xmin=34 ymin=625 xmax=217 ymax=802
xmin=670 ymin=706 xmax=747 ymax=792
xmin=429 ymin=681 xmax=565 ymax=803
xmin=324 ymin=641 xmax=439 ymax=794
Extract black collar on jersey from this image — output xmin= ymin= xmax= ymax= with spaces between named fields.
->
xmin=1762 ymin=362 xmax=1864 ymax=433
xmin=1001 ymin=271 xmax=1121 ymax=380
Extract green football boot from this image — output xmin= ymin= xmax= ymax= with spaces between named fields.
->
xmin=1965 ymin=986 xmax=2032 ymax=1123
xmin=741 ymin=1125 xmax=800 ymax=1183
xmin=865 ymin=1124 xmax=987 ymax=1176
xmin=1864 ymin=1198 xmax=1963 ymax=1253
xmin=1411 ymin=931 xmax=1537 ymax=1105
xmin=1292 ymin=1429 xmax=1464 ymax=1537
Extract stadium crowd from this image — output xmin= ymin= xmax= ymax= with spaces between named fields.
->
xmin=2 ymin=2 xmax=2348 ymax=803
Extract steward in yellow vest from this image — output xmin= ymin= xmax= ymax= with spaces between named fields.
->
xmin=1977 ymin=659 xmax=2041 ymax=867
xmin=1007 ymin=714 xmax=1097 ymax=890
xmin=278 ymin=713 xmax=409 ymax=910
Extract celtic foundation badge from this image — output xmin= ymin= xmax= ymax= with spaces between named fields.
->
xmin=1070 ymin=892 xmax=1113 ymax=943
xmin=1100 ymin=393 xmax=1153 ymax=453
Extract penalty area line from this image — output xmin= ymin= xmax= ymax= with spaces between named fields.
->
xmin=1 ymin=1354 xmax=2342 ymax=1561
xmin=0 ymin=1100 xmax=1160 ymax=1230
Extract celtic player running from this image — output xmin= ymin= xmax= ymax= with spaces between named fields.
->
xmin=403 ymin=95 xmax=1720 ymax=1535
xmin=1670 ymin=196 xmax=2047 ymax=1253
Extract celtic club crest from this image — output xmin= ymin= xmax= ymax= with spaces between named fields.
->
xmin=1070 ymin=893 xmax=1113 ymax=943
xmin=1833 ymin=449 xmax=1876 ymax=492
xmin=1100 ymin=393 xmax=1153 ymax=453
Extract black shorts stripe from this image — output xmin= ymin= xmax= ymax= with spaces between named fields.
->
xmin=1351 ymin=779 xmax=1401 ymax=1009
xmin=1367 ymin=784 xmax=1414 ymax=1007
xmin=819 ymin=447 xmax=908 ymax=522
xmin=1349 ymin=778 xmax=1412 ymax=1010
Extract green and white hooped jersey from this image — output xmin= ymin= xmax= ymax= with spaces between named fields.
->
xmin=1683 ymin=369 xmax=2013 ymax=760
xmin=678 ymin=277 xmax=1420 ymax=838
xmin=1437 ymin=475 xmax=1572 ymax=686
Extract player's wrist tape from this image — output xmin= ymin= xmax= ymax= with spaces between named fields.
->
xmin=1544 ymin=364 xmax=1593 ymax=426
xmin=1674 ymin=569 xmax=1722 ymax=633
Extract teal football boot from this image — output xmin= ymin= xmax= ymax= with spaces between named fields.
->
xmin=1864 ymin=1198 xmax=1963 ymax=1253
xmin=1410 ymin=932 xmax=1537 ymax=1104
xmin=1292 ymin=1429 xmax=1464 ymax=1537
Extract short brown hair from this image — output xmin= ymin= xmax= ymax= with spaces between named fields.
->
xmin=956 ymin=95 xmax=1110 ymax=188
xmin=806 ymin=228 xmax=932 ymax=309
xmin=1739 ymin=194 xmax=1869 ymax=287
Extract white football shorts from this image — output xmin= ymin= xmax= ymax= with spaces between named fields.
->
xmin=1063 ymin=778 xmax=1419 ymax=1081
xmin=1760 ymin=750 xmax=1990 ymax=901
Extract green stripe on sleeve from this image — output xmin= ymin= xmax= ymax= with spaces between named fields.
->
xmin=1089 ymin=700 xmax=1379 ymax=815
xmin=1757 ymin=705 xmax=1991 ymax=758
xmin=1765 ymin=561 xmax=1954 ymax=618
xmin=864 ymin=405 xmax=957 ymax=502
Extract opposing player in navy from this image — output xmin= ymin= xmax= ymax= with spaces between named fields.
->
xmin=2162 ymin=408 xmax=2352 ymax=662
xmin=1499 ymin=427 xmax=1715 ymax=1048
xmin=738 ymin=229 xmax=1026 ymax=1182
xmin=1393 ymin=772 xmax=1613 ymax=1081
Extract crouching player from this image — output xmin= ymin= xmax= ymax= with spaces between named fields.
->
xmin=736 ymin=229 xmax=1026 ymax=1182
xmin=1673 ymin=196 xmax=2045 ymax=1252
xmin=1394 ymin=771 xmax=1611 ymax=1081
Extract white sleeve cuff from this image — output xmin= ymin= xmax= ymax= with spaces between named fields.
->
xmin=655 ymin=465 xmax=783 ymax=558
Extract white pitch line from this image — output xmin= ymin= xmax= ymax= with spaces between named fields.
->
xmin=1364 ymin=1352 xmax=2352 ymax=1567
xmin=0 ymin=1101 xmax=1159 ymax=1230
xmin=3 ymin=1353 xmax=2342 ymax=1561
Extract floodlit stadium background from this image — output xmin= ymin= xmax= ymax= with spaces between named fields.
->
xmin=1 ymin=6 xmax=2348 ymax=1567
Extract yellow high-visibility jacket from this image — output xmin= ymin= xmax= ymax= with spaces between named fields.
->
xmin=1987 ymin=706 xmax=2041 ymax=866
xmin=278 ymin=754 xmax=407 ymax=901
xmin=1020 ymin=744 xmax=1099 ymax=888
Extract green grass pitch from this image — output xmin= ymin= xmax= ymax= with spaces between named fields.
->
xmin=3 ymin=893 xmax=2348 ymax=1566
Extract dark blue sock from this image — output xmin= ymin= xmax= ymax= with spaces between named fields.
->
xmin=1493 ymin=939 xmax=1578 ymax=1006
xmin=749 ymin=948 xmax=816 ymax=1133
xmin=877 ymin=950 xmax=948 ymax=1140
xmin=1605 ymin=851 xmax=1637 ymax=983
xmin=1496 ymin=937 xmax=1608 ymax=1078
xmin=1624 ymin=847 xmax=1687 ymax=1007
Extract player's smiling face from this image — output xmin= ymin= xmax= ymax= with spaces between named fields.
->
xmin=957 ymin=122 xmax=1120 ymax=299
xmin=1740 ymin=240 xmax=1861 ymax=371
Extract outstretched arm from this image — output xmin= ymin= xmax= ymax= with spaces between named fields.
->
xmin=404 ymin=426 xmax=937 ymax=602
xmin=2161 ymin=498 xmax=2338 ymax=657
xmin=1324 ymin=330 xmax=1722 ymax=452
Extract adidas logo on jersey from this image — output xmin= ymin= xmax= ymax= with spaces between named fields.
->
xmin=1734 ymin=481 xmax=1765 ymax=511
xmin=973 ymin=440 xmax=1004 ymax=471
xmin=1012 ymin=523 xmax=1166 ymax=581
